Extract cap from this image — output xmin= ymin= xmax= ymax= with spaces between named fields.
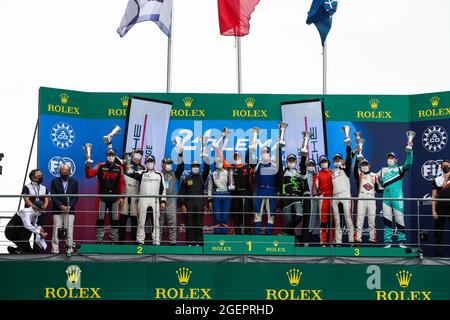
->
xmin=332 ymin=153 xmax=343 ymax=160
xmin=106 ymin=148 xmax=116 ymax=155
xmin=261 ymin=146 xmax=271 ymax=153
xmin=318 ymin=155 xmax=329 ymax=163
xmin=132 ymin=148 xmax=143 ymax=155
xmin=387 ymin=152 xmax=397 ymax=159
xmin=161 ymin=157 xmax=173 ymax=164
xmin=360 ymin=159 xmax=370 ymax=165
xmin=287 ymin=153 xmax=297 ymax=161
xmin=191 ymin=160 xmax=200 ymax=166
xmin=145 ymin=155 xmax=156 ymax=163
xmin=307 ymin=159 xmax=316 ymax=166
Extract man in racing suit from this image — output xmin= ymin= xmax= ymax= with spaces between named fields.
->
xmin=306 ymin=160 xmax=320 ymax=237
xmin=119 ymin=149 xmax=145 ymax=243
xmin=85 ymin=148 xmax=124 ymax=244
xmin=313 ymin=155 xmax=334 ymax=245
xmin=160 ymin=156 xmax=184 ymax=245
xmin=331 ymin=145 xmax=355 ymax=245
xmin=378 ymin=148 xmax=413 ymax=248
xmin=354 ymin=154 xmax=380 ymax=244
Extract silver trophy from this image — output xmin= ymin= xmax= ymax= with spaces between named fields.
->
xmin=250 ymin=127 xmax=260 ymax=148
xmin=200 ymin=136 xmax=209 ymax=157
xmin=405 ymin=131 xmax=416 ymax=151
xmin=278 ymin=122 xmax=288 ymax=147
xmin=122 ymin=152 xmax=132 ymax=166
xmin=228 ymin=168 xmax=235 ymax=191
xmin=300 ymin=131 xmax=313 ymax=156
xmin=342 ymin=125 xmax=352 ymax=146
xmin=354 ymin=131 xmax=363 ymax=142
xmin=212 ymin=127 xmax=229 ymax=150
xmin=356 ymin=139 xmax=365 ymax=159
xmin=82 ymin=143 xmax=93 ymax=165
xmin=103 ymin=125 xmax=122 ymax=144
xmin=172 ymin=136 xmax=183 ymax=155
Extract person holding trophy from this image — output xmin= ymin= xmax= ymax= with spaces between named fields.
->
xmin=377 ymin=131 xmax=414 ymax=248
xmin=353 ymin=133 xmax=381 ymax=245
xmin=279 ymin=128 xmax=311 ymax=245
xmin=330 ymin=126 xmax=355 ymax=245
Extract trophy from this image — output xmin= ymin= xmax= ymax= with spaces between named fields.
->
xmin=300 ymin=131 xmax=313 ymax=155
xmin=405 ymin=131 xmax=416 ymax=151
xmin=278 ymin=122 xmax=288 ymax=147
xmin=342 ymin=125 xmax=352 ymax=146
xmin=212 ymin=127 xmax=229 ymax=150
xmin=250 ymin=127 xmax=260 ymax=149
xmin=200 ymin=136 xmax=209 ymax=157
xmin=82 ymin=143 xmax=93 ymax=165
xmin=122 ymin=152 xmax=132 ymax=166
xmin=354 ymin=131 xmax=363 ymax=142
xmin=356 ymin=138 xmax=365 ymax=159
xmin=103 ymin=125 xmax=122 ymax=144
xmin=228 ymin=168 xmax=235 ymax=191
xmin=172 ymin=136 xmax=183 ymax=155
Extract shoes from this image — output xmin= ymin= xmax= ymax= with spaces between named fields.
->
xmin=399 ymin=242 xmax=407 ymax=249
xmin=7 ymin=246 xmax=18 ymax=254
xmin=384 ymin=244 xmax=392 ymax=248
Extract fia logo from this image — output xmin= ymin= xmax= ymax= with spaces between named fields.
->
xmin=422 ymin=126 xmax=447 ymax=152
xmin=421 ymin=159 xmax=442 ymax=181
xmin=48 ymin=156 xmax=76 ymax=177
xmin=51 ymin=122 xmax=75 ymax=149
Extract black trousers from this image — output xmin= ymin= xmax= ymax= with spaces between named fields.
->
xmin=119 ymin=216 xmax=138 ymax=244
xmin=230 ymin=196 xmax=253 ymax=235
xmin=5 ymin=214 xmax=37 ymax=253
xmin=185 ymin=202 xmax=204 ymax=245
xmin=435 ymin=214 xmax=449 ymax=256
xmin=282 ymin=203 xmax=310 ymax=244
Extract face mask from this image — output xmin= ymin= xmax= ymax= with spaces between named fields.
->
xmin=107 ymin=156 xmax=115 ymax=163
xmin=235 ymin=159 xmax=242 ymax=165
xmin=334 ymin=162 xmax=342 ymax=168
xmin=287 ymin=162 xmax=296 ymax=169
xmin=146 ymin=162 xmax=155 ymax=170
xmin=61 ymin=174 xmax=69 ymax=181
xmin=262 ymin=153 xmax=271 ymax=162
xmin=443 ymin=166 xmax=450 ymax=174
xmin=35 ymin=177 xmax=43 ymax=184
xmin=165 ymin=164 xmax=172 ymax=172
xmin=192 ymin=167 xmax=200 ymax=174
xmin=133 ymin=154 xmax=142 ymax=162
xmin=216 ymin=162 xmax=223 ymax=170
xmin=387 ymin=159 xmax=396 ymax=166
xmin=320 ymin=162 xmax=329 ymax=169
xmin=307 ymin=166 xmax=315 ymax=173
xmin=361 ymin=166 xmax=370 ymax=173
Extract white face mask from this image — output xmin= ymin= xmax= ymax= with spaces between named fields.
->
xmin=262 ymin=153 xmax=271 ymax=162
xmin=387 ymin=159 xmax=396 ymax=166
xmin=216 ymin=162 xmax=223 ymax=170
xmin=235 ymin=159 xmax=242 ymax=165
xmin=287 ymin=162 xmax=296 ymax=169
xmin=133 ymin=154 xmax=142 ymax=162
xmin=192 ymin=167 xmax=200 ymax=174
xmin=146 ymin=162 xmax=155 ymax=170
xmin=320 ymin=162 xmax=329 ymax=169
xmin=165 ymin=164 xmax=172 ymax=172
xmin=107 ymin=156 xmax=115 ymax=163
xmin=361 ymin=166 xmax=370 ymax=173
xmin=307 ymin=166 xmax=315 ymax=173
xmin=334 ymin=162 xmax=342 ymax=168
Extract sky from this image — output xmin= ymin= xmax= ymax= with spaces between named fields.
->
xmin=0 ymin=0 xmax=449 ymax=220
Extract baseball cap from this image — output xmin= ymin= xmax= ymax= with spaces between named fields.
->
xmin=333 ymin=153 xmax=343 ymax=160
xmin=387 ymin=152 xmax=397 ymax=158
xmin=106 ymin=148 xmax=116 ymax=155
xmin=162 ymin=157 xmax=173 ymax=164
xmin=145 ymin=155 xmax=156 ymax=163
xmin=287 ymin=153 xmax=297 ymax=161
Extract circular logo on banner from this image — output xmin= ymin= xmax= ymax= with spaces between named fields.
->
xmin=51 ymin=122 xmax=75 ymax=149
xmin=422 ymin=126 xmax=447 ymax=152
xmin=48 ymin=156 xmax=76 ymax=177
xmin=421 ymin=159 xmax=443 ymax=181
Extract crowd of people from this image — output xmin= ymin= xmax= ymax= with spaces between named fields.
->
xmin=4 ymin=133 xmax=450 ymax=256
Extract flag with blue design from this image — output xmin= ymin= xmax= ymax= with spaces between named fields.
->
xmin=117 ymin=0 xmax=172 ymax=37
xmin=306 ymin=0 xmax=338 ymax=45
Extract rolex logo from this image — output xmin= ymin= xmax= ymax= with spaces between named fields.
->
xmin=273 ymin=241 xmax=279 ymax=248
xmin=60 ymin=93 xmax=69 ymax=105
xmin=183 ymin=97 xmax=193 ymax=108
xmin=286 ymin=269 xmax=302 ymax=287
xmin=396 ymin=270 xmax=412 ymax=288
xmin=121 ymin=96 xmax=129 ymax=107
xmin=176 ymin=267 xmax=192 ymax=286
xmin=430 ymin=96 xmax=440 ymax=107
xmin=245 ymin=97 xmax=255 ymax=108
xmin=219 ymin=240 xmax=225 ymax=246
xmin=66 ymin=265 xmax=81 ymax=287
xmin=369 ymin=98 xmax=379 ymax=110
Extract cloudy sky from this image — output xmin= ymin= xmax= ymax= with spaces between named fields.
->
xmin=0 ymin=0 xmax=449 ymax=217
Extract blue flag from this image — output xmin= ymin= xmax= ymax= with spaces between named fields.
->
xmin=306 ymin=0 xmax=338 ymax=45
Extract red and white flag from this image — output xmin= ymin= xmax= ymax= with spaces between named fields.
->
xmin=218 ymin=0 xmax=261 ymax=36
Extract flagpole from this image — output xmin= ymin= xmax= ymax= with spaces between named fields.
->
xmin=235 ymin=36 xmax=242 ymax=94
xmin=166 ymin=0 xmax=174 ymax=93
xmin=322 ymin=41 xmax=327 ymax=95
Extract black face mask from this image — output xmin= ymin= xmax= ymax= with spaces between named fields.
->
xmin=35 ymin=177 xmax=43 ymax=184
xmin=61 ymin=174 xmax=69 ymax=181
xmin=443 ymin=167 xmax=450 ymax=174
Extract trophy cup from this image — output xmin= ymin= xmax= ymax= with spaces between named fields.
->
xmin=405 ymin=131 xmax=416 ymax=151
xmin=228 ymin=168 xmax=235 ymax=191
xmin=356 ymin=138 xmax=365 ymax=159
xmin=82 ymin=143 xmax=93 ymax=165
xmin=172 ymin=136 xmax=183 ymax=155
xmin=342 ymin=125 xmax=352 ymax=146
xmin=354 ymin=131 xmax=363 ymax=143
xmin=212 ymin=127 xmax=229 ymax=150
xmin=278 ymin=122 xmax=288 ymax=147
xmin=122 ymin=152 xmax=132 ymax=166
xmin=250 ymin=127 xmax=260 ymax=149
xmin=103 ymin=125 xmax=122 ymax=144
xmin=300 ymin=131 xmax=313 ymax=156
xmin=200 ymin=136 xmax=209 ymax=157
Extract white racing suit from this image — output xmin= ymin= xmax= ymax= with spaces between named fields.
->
xmin=135 ymin=170 xmax=166 ymax=245
xmin=331 ymin=146 xmax=354 ymax=244
xmin=354 ymin=158 xmax=379 ymax=243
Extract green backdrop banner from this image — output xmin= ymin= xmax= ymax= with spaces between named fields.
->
xmin=0 ymin=261 xmax=449 ymax=300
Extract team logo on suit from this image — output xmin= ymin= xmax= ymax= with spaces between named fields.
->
xmin=51 ymin=122 xmax=75 ymax=149
xmin=48 ymin=156 xmax=76 ymax=177
xmin=422 ymin=126 xmax=447 ymax=152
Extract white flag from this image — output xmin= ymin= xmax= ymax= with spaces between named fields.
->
xmin=117 ymin=0 xmax=172 ymax=37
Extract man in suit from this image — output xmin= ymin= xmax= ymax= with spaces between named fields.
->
xmin=50 ymin=164 xmax=79 ymax=254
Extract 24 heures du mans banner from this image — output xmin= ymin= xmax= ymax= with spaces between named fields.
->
xmin=37 ymin=87 xmax=450 ymax=254
xmin=0 ymin=261 xmax=449 ymax=300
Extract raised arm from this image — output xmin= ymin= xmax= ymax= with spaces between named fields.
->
xmin=353 ymin=157 xmax=360 ymax=189
xmin=175 ymin=154 xmax=185 ymax=180
xmin=202 ymin=162 xmax=211 ymax=183
xmin=344 ymin=145 xmax=352 ymax=177
xmin=300 ymin=154 xmax=307 ymax=176
xmin=403 ymin=150 xmax=413 ymax=171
